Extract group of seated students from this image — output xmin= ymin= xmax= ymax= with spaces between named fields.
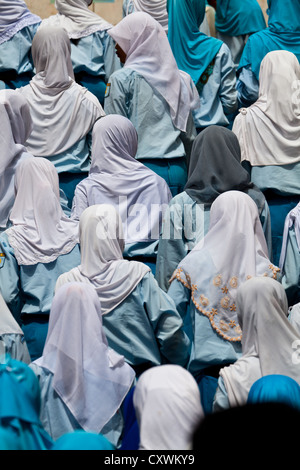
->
xmin=0 ymin=0 xmax=300 ymax=452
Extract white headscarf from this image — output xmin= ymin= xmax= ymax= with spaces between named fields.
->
xmin=133 ymin=365 xmax=204 ymax=450
xmin=0 ymin=90 xmax=33 ymax=230
xmin=34 ymin=282 xmax=135 ymax=433
xmin=18 ymin=25 xmax=104 ymax=157
xmin=108 ymin=12 xmax=199 ymax=132
xmin=72 ymin=114 xmax=172 ymax=243
xmin=279 ymin=202 xmax=300 ymax=271
xmin=39 ymin=0 xmax=111 ymax=39
xmin=232 ymin=50 xmax=300 ymax=166
xmin=6 ymin=157 xmax=79 ymax=266
xmin=133 ymin=0 xmax=168 ymax=33
xmin=56 ymin=204 xmax=150 ymax=314
xmin=0 ymin=0 xmax=41 ymax=45
xmin=219 ymin=276 xmax=300 ymax=408
xmin=170 ymin=191 xmax=280 ymax=342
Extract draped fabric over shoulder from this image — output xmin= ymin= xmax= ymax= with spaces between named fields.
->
xmin=238 ymin=0 xmax=300 ymax=79
xmin=18 ymin=25 xmax=104 ymax=158
xmin=0 ymin=90 xmax=32 ymax=230
xmin=184 ymin=125 xmax=265 ymax=213
xmin=233 ymin=50 xmax=300 ymax=167
xmin=107 ymin=11 xmax=199 ymax=132
xmin=56 ymin=204 xmax=151 ymax=315
xmin=133 ymin=0 xmax=168 ymax=33
xmin=167 ymin=0 xmax=222 ymax=85
xmin=39 ymin=0 xmax=112 ymax=39
xmin=6 ymin=157 xmax=79 ymax=265
xmin=34 ymin=282 xmax=135 ymax=433
xmin=215 ymin=0 xmax=266 ymax=37
xmin=72 ymin=114 xmax=172 ymax=243
xmin=170 ymin=191 xmax=279 ymax=342
xmin=0 ymin=0 xmax=41 ymax=45
xmin=220 ymin=277 xmax=300 ymax=408
xmin=133 ymin=365 xmax=204 ymax=450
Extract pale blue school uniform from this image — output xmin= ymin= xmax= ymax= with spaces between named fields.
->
xmin=0 ymin=233 xmax=81 ymax=361
xmin=0 ymin=334 xmax=31 ymax=365
xmin=167 ymin=276 xmax=242 ymax=413
xmin=0 ymin=23 xmax=40 ymax=88
xmin=155 ymin=190 xmax=273 ymax=292
xmin=191 ymin=43 xmax=238 ymax=130
xmin=29 ymin=363 xmax=124 ymax=448
xmin=101 ymin=271 xmax=190 ymax=375
xmin=70 ymin=30 xmax=121 ymax=106
xmin=104 ymin=68 xmax=195 ymax=196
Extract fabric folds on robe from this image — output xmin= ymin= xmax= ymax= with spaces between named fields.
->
xmin=0 ymin=0 xmax=41 ymax=45
xmin=215 ymin=0 xmax=266 ymax=37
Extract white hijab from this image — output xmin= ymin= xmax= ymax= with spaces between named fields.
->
xmin=6 ymin=157 xmax=79 ymax=266
xmin=0 ymin=90 xmax=32 ymax=230
xmin=34 ymin=282 xmax=135 ymax=433
xmin=18 ymin=25 xmax=104 ymax=157
xmin=279 ymin=202 xmax=300 ymax=271
xmin=170 ymin=191 xmax=280 ymax=342
xmin=108 ymin=12 xmax=199 ymax=132
xmin=133 ymin=365 xmax=204 ymax=450
xmin=220 ymin=276 xmax=300 ymax=408
xmin=39 ymin=0 xmax=111 ymax=39
xmin=0 ymin=0 xmax=41 ymax=45
xmin=56 ymin=204 xmax=150 ymax=314
xmin=72 ymin=114 xmax=172 ymax=243
xmin=232 ymin=50 xmax=300 ymax=166
xmin=133 ymin=0 xmax=168 ymax=33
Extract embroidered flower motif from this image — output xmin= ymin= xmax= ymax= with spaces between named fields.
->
xmin=213 ymin=275 xmax=222 ymax=286
xmin=220 ymin=296 xmax=230 ymax=309
xmin=222 ymin=286 xmax=228 ymax=294
xmin=230 ymin=304 xmax=236 ymax=312
xmin=219 ymin=320 xmax=229 ymax=332
xmin=229 ymin=276 xmax=238 ymax=288
xmin=199 ymin=295 xmax=209 ymax=307
xmin=229 ymin=320 xmax=236 ymax=328
xmin=211 ymin=308 xmax=218 ymax=317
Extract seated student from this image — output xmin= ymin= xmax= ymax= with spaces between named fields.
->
xmin=0 ymin=157 xmax=80 ymax=361
xmin=215 ymin=0 xmax=266 ymax=70
xmin=30 ymin=282 xmax=135 ymax=447
xmin=155 ymin=125 xmax=272 ymax=292
xmin=132 ymin=365 xmax=204 ymax=450
xmin=213 ymin=277 xmax=300 ymax=412
xmin=0 ymin=357 xmax=53 ymax=450
xmin=167 ymin=191 xmax=280 ymax=414
xmin=38 ymin=0 xmax=121 ymax=106
xmin=0 ymin=0 xmax=41 ymax=89
xmin=279 ymin=202 xmax=300 ymax=306
xmin=71 ymin=114 xmax=172 ymax=274
xmin=0 ymin=89 xmax=33 ymax=233
xmin=167 ymin=0 xmax=238 ymax=132
xmin=104 ymin=12 xmax=199 ymax=197
xmin=233 ymin=50 xmax=300 ymax=266
xmin=56 ymin=204 xmax=190 ymax=375
xmin=0 ymin=293 xmax=31 ymax=365
xmin=17 ymin=25 xmax=104 ymax=207
xmin=237 ymin=0 xmax=300 ymax=107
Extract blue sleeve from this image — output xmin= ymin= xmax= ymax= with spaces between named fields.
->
xmin=0 ymin=234 xmax=22 ymax=323
xmin=236 ymin=65 xmax=259 ymax=108
xmin=71 ymin=181 xmax=89 ymax=221
xmin=212 ymin=376 xmax=230 ymax=412
xmin=142 ymin=272 xmax=190 ymax=367
xmin=104 ymin=70 xmax=130 ymax=117
xmin=218 ymin=44 xmax=238 ymax=115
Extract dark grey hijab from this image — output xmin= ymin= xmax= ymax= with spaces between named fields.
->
xmin=184 ymin=125 xmax=265 ymax=213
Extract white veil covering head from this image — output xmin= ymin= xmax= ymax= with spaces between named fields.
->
xmin=133 ymin=0 xmax=168 ymax=33
xmin=34 ymin=282 xmax=135 ymax=433
xmin=6 ymin=157 xmax=79 ymax=266
xmin=19 ymin=25 xmax=104 ymax=157
xmin=83 ymin=114 xmax=172 ymax=243
xmin=39 ymin=0 xmax=112 ymax=39
xmin=170 ymin=191 xmax=280 ymax=342
xmin=0 ymin=0 xmax=41 ymax=45
xmin=232 ymin=50 xmax=300 ymax=166
xmin=108 ymin=12 xmax=199 ymax=132
xmin=0 ymin=89 xmax=32 ymax=230
xmin=133 ymin=365 xmax=204 ymax=450
xmin=55 ymin=204 xmax=151 ymax=314
xmin=220 ymin=276 xmax=300 ymax=408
